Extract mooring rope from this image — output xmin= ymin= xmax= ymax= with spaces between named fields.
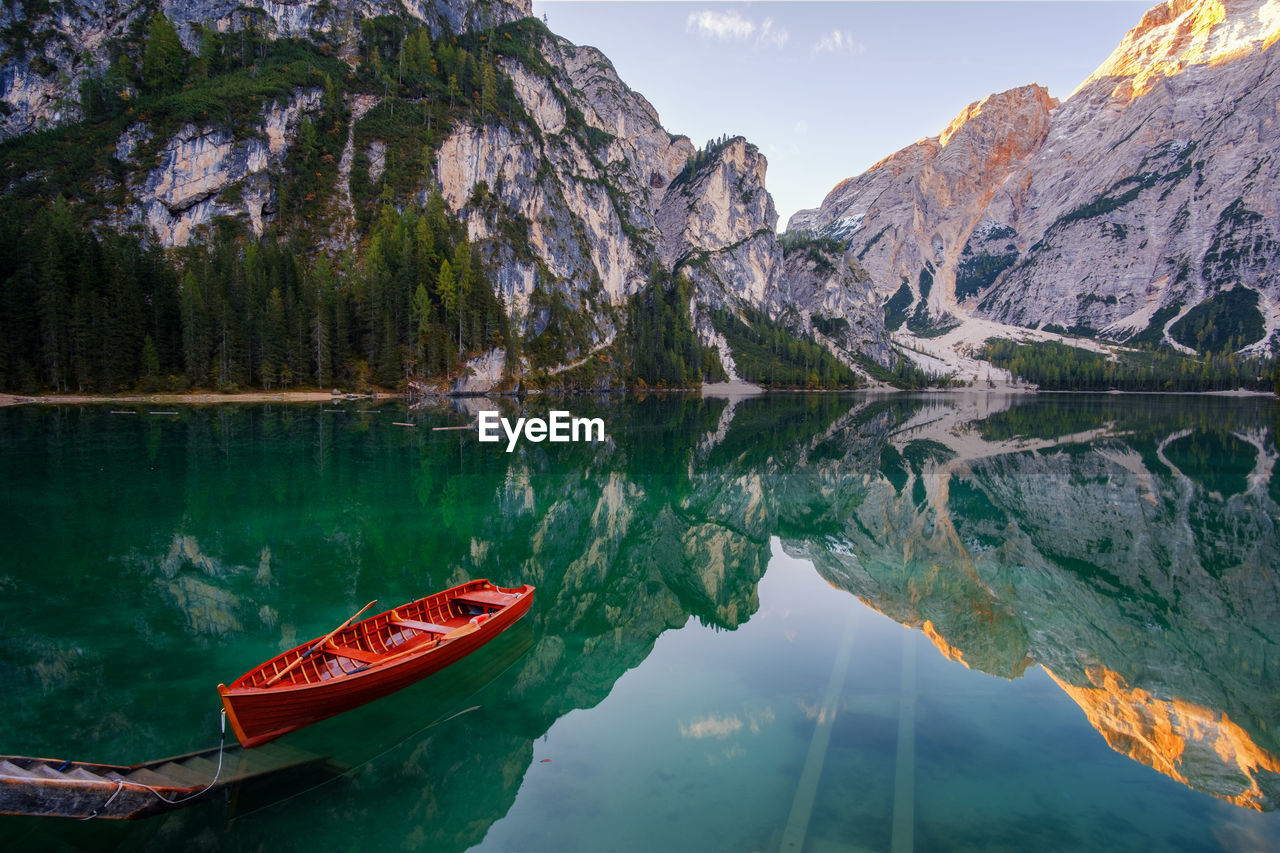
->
xmin=80 ymin=710 xmax=227 ymax=820
xmin=78 ymin=780 xmax=124 ymax=821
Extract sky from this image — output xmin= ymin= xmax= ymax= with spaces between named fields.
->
xmin=531 ymin=1 xmax=1151 ymax=228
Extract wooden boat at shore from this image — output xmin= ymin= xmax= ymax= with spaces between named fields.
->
xmin=218 ymin=580 xmax=534 ymax=748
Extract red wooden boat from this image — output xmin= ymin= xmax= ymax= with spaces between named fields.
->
xmin=218 ymin=580 xmax=534 ymax=748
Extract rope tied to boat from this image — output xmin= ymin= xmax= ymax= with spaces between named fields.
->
xmin=79 ymin=709 xmax=227 ymax=820
xmin=78 ymin=780 xmax=124 ymax=821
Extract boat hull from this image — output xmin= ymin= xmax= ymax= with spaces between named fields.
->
xmin=219 ymin=581 xmax=533 ymax=748
xmin=0 ymin=762 xmax=197 ymax=820
xmin=0 ymin=742 xmax=338 ymax=820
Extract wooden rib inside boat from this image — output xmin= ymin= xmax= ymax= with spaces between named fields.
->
xmin=218 ymin=579 xmax=534 ymax=748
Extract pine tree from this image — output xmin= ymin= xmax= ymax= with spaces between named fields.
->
xmin=447 ymin=73 xmax=461 ymax=109
xmin=140 ymin=335 xmax=160 ymax=391
xmin=481 ymin=58 xmax=498 ymax=120
xmin=180 ymin=270 xmax=209 ymax=385
xmin=141 ymin=14 xmax=187 ymax=95
xmin=263 ymin=288 xmax=286 ymax=388
xmin=451 ymin=242 xmax=472 ymax=359
xmin=436 ymin=258 xmax=457 ymax=360
xmin=411 ymin=282 xmax=430 ymax=366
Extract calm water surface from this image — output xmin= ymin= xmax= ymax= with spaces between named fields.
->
xmin=1 ymin=393 xmax=1278 ymax=851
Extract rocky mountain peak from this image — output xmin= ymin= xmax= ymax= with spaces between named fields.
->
xmin=158 ymin=1 xmax=533 ymax=47
xmin=938 ymin=84 xmax=1058 ymax=151
xmin=788 ymin=83 xmax=1054 ymax=238
xmin=660 ymin=137 xmax=777 ymax=264
xmin=785 ymin=0 xmax=1280 ymax=375
xmin=657 ymin=136 xmax=780 ymax=309
xmin=925 ymin=84 xmax=1056 ymax=214
xmin=1077 ymin=0 xmax=1280 ymax=100
xmin=783 ymin=82 xmax=1057 ymax=341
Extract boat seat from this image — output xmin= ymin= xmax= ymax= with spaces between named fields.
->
xmin=391 ymin=619 xmax=451 ymax=634
xmin=455 ymin=590 xmax=519 ymax=608
xmin=328 ymin=645 xmax=382 ymax=664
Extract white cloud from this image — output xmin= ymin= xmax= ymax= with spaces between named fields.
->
xmin=812 ymin=29 xmax=866 ymax=56
xmin=687 ymin=10 xmax=755 ymax=41
xmin=758 ymin=18 xmax=789 ymax=50
xmin=686 ymin=10 xmax=789 ymax=49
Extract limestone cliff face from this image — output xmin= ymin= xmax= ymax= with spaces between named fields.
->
xmin=431 ymin=38 xmax=783 ymax=350
xmin=981 ymin=1 xmax=1280 ymax=348
xmin=1078 ymin=0 xmax=1280 ymax=101
xmin=131 ymin=90 xmax=321 ymax=246
xmin=162 ymin=0 xmax=530 ymax=49
xmin=432 ymin=35 xmax=696 ymax=324
xmin=656 ymin=138 xmax=780 ymax=309
xmin=791 ymin=0 xmax=1280 ymax=354
xmin=768 ymin=244 xmax=893 ymax=368
xmin=0 ymin=0 xmax=529 ymax=138
xmin=0 ymin=0 xmax=133 ymax=137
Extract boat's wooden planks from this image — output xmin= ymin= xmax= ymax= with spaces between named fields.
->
xmin=455 ymin=589 xmax=521 ymax=608
xmin=391 ymin=618 xmax=451 ymax=634
xmin=152 ymin=762 xmax=214 ymax=787
xmin=329 ymin=645 xmax=381 ymax=664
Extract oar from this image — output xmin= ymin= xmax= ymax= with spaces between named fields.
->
xmin=265 ymin=600 xmax=377 ymax=686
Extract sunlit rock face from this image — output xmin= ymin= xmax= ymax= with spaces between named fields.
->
xmin=433 ymin=35 xmax=697 ymax=323
xmin=788 ymin=85 xmax=1056 ymax=331
xmin=431 ymin=40 xmax=787 ymax=351
xmin=791 ymin=0 xmax=1280 ymax=353
xmin=1078 ymin=0 xmax=1280 ymax=101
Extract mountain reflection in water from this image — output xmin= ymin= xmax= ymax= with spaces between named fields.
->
xmin=776 ymin=394 xmax=1280 ymax=812
xmin=0 ymin=392 xmax=1277 ymax=849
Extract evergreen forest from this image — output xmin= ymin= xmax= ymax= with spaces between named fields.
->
xmin=982 ymin=339 xmax=1279 ymax=393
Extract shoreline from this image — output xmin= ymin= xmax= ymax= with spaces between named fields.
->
xmin=1 ymin=387 xmax=1274 ymax=409
xmin=0 ymin=391 xmax=403 ymax=408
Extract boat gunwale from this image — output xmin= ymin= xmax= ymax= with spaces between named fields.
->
xmin=0 ymin=774 xmax=193 ymax=793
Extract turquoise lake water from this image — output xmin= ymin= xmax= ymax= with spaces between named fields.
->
xmin=1 ymin=392 xmax=1278 ymax=850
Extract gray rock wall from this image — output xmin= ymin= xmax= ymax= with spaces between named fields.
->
xmin=790 ymin=0 xmax=1280 ymax=355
